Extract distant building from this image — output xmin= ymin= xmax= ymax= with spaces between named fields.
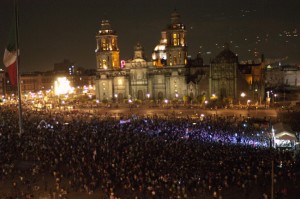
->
xmin=95 ymin=10 xmax=190 ymax=102
xmin=19 ymin=69 xmax=96 ymax=94
xmin=95 ymin=10 xmax=266 ymax=105
xmin=20 ymin=72 xmax=55 ymax=92
xmin=265 ymin=64 xmax=300 ymax=88
xmin=54 ymin=59 xmax=75 ymax=75
xmin=282 ymin=65 xmax=300 ymax=87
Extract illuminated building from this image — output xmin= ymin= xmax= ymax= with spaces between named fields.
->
xmin=94 ymin=10 xmax=269 ymax=105
xmin=16 ymin=70 xmax=95 ymax=94
xmin=95 ymin=10 xmax=191 ymax=102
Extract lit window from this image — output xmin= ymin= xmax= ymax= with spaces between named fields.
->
xmin=103 ymin=60 xmax=107 ymax=69
xmin=101 ymin=38 xmax=107 ymax=50
xmin=173 ymin=33 xmax=178 ymax=46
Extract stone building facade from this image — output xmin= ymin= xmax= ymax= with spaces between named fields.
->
xmin=95 ymin=10 xmax=266 ymax=104
xmin=95 ymin=10 xmax=191 ymax=102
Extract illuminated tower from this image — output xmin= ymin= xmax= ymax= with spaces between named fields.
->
xmin=95 ymin=19 xmax=120 ymax=70
xmin=95 ymin=19 xmax=120 ymax=101
xmin=165 ymin=10 xmax=187 ymax=66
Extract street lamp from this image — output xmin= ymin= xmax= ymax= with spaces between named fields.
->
xmin=114 ymin=94 xmax=118 ymax=108
xmin=240 ymin=92 xmax=246 ymax=98
xmin=240 ymin=92 xmax=246 ymax=107
xmin=128 ymin=99 xmax=132 ymax=111
xmin=274 ymin=94 xmax=277 ymax=103
xmin=96 ymin=99 xmax=99 ymax=108
xmin=164 ymin=99 xmax=168 ymax=108
xmin=114 ymin=93 xmax=118 ymax=103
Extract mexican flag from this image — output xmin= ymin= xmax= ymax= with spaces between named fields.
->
xmin=3 ymin=22 xmax=18 ymax=86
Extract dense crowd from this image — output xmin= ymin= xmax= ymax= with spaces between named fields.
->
xmin=0 ymin=105 xmax=298 ymax=199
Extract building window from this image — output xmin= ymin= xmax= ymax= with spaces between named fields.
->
xmin=172 ymin=33 xmax=178 ymax=46
xmin=101 ymin=38 xmax=107 ymax=50
xmin=112 ymin=38 xmax=116 ymax=48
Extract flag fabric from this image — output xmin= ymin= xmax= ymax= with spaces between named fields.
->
xmin=3 ymin=20 xmax=18 ymax=86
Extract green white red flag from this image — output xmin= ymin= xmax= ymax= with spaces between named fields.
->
xmin=3 ymin=22 xmax=18 ymax=86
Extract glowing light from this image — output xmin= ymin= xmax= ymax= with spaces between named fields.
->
xmin=54 ymin=77 xmax=72 ymax=96
xmin=121 ymin=60 xmax=126 ymax=68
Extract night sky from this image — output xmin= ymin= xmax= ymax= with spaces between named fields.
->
xmin=1 ymin=0 xmax=299 ymax=72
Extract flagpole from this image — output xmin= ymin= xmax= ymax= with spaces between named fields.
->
xmin=14 ymin=0 xmax=23 ymax=135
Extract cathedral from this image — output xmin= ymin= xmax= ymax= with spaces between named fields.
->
xmin=95 ymin=10 xmax=265 ymax=105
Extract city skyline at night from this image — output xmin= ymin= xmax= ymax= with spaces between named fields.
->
xmin=0 ymin=0 xmax=299 ymax=72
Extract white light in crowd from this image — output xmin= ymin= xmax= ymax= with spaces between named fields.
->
xmin=54 ymin=77 xmax=72 ymax=96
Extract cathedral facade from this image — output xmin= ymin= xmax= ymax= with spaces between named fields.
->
xmin=95 ymin=10 xmax=265 ymax=104
xmin=95 ymin=10 xmax=193 ymax=102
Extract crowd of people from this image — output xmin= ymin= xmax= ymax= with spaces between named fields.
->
xmin=0 ymin=104 xmax=298 ymax=199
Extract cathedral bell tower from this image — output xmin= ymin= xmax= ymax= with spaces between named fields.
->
xmin=95 ymin=19 xmax=120 ymax=70
xmin=165 ymin=10 xmax=188 ymax=66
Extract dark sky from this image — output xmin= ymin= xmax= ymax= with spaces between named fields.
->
xmin=1 ymin=0 xmax=299 ymax=72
